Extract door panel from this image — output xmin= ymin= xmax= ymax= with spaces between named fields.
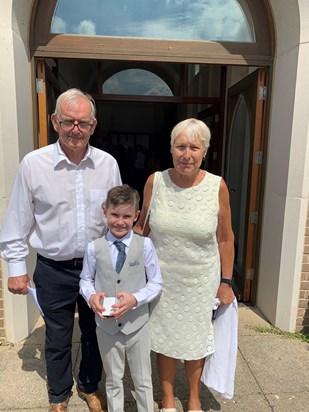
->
xmin=36 ymin=59 xmax=60 ymax=147
xmin=36 ymin=59 xmax=48 ymax=147
xmin=225 ymin=68 xmax=267 ymax=301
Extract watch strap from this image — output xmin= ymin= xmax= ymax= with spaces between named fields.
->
xmin=221 ymin=277 xmax=233 ymax=285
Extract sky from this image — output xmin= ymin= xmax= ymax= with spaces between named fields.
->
xmin=103 ymin=69 xmax=173 ymax=96
xmin=51 ymin=0 xmax=254 ymax=42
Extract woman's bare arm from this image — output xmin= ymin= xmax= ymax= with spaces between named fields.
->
xmin=216 ymin=178 xmax=235 ymax=305
xmin=134 ymin=173 xmax=155 ymax=236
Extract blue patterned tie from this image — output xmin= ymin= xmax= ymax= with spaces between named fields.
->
xmin=114 ymin=241 xmax=126 ymax=274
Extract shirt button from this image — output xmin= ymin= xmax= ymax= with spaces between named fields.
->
xmin=117 ymin=280 xmax=121 ymax=284
xmin=118 ymin=323 xmax=122 ymax=328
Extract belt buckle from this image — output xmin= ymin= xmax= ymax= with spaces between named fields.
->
xmin=73 ymin=259 xmax=81 ymax=267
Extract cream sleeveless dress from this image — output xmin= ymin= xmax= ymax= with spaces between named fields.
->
xmin=149 ymin=169 xmax=221 ymax=360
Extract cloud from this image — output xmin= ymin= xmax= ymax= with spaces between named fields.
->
xmin=51 ymin=16 xmax=67 ymax=33
xmin=119 ymin=0 xmax=252 ymax=42
xmin=51 ymin=0 xmax=252 ymax=42
xmin=73 ymin=19 xmax=96 ymax=35
xmin=165 ymin=0 xmax=188 ymax=5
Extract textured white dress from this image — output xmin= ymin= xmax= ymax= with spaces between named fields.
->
xmin=149 ymin=169 xmax=221 ymax=360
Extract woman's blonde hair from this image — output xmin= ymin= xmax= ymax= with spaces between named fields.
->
xmin=170 ymin=118 xmax=211 ymax=152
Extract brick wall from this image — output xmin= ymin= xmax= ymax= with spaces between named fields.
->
xmin=296 ymin=202 xmax=309 ymax=333
xmin=0 ymin=260 xmax=4 ymax=342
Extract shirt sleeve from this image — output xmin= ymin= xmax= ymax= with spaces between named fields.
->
xmin=132 ymin=237 xmax=163 ymax=306
xmin=79 ymin=241 xmax=97 ymax=306
xmin=113 ymin=160 xmax=123 ymax=186
xmin=0 ymin=157 xmax=35 ymax=276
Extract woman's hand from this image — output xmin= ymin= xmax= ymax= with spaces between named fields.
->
xmin=216 ymin=283 xmax=235 ymax=305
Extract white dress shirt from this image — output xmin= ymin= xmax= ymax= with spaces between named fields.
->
xmin=0 ymin=141 xmax=122 ymax=276
xmin=80 ymin=230 xmax=163 ymax=307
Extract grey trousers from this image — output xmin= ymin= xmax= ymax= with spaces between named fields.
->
xmin=96 ymin=323 xmax=154 ymax=412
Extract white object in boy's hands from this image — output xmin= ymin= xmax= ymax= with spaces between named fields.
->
xmin=102 ymin=297 xmax=119 ymax=316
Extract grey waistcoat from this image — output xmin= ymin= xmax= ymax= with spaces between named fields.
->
xmin=94 ymin=234 xmax=149 ymax=336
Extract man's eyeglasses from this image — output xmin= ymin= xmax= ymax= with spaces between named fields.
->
xmin=57 ymin=118 xmax=94 ymax=133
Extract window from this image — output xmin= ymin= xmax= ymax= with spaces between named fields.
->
xmin=51 ymin=0 xmax=254 ymax=42
xmin=32 ymin=0 xmax=273 ymax=66
xmin=103 ymin=69 xmax=173 ymax=96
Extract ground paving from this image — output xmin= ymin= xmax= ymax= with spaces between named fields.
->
xmin=0 ymin=303 xmax=308 ymax=411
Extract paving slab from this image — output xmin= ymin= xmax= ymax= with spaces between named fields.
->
xmin=0 ymin=304 xmax=308 ymax=412
xmin=265 ymin=392 xmax=309 ymax=412
xmin=238 ymin=333 xmax=309 ymax=394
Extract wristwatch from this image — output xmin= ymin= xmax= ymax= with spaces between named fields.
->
xmin=220 ymin=277 xmax=233 ymax=286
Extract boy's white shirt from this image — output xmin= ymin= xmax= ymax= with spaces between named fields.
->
xmin=79 ymin=229 xmax=163 ymax=307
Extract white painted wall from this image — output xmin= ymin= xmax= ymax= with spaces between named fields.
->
xmin=257 ymin=0 xmax=309 ymax=330
xmin=0 ymin=0 xmax=38 ymax=342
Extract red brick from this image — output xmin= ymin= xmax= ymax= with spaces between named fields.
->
xmin=302 ymin=263 xmax=309 ymax=272
xmin=298 ymin=299 xmax=309 ymax=308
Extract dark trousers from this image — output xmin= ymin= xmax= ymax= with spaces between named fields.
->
xmin=33 ymin=255 xmax=103 ymax=403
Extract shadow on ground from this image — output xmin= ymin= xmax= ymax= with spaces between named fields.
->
xmin=15 ymin=317 xmax=221 ymax=411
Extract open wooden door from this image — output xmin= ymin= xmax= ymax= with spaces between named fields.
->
xmin=225 ymin=68 xmax=267 ymax=302
xmin=36 ymin=59 xmax=48 ymax=147
xmin=36 ymin=59 xmax=60 ymax=147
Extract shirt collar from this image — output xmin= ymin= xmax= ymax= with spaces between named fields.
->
xmin=106 ymin=230 xmax=133 ymax=248
xmin=53 ymin=140 xmax=94 ymax=167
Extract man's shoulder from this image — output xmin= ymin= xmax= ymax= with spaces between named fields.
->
xmin=23 ymin=144 xmax=54 ymax=161
xmin=90 ymin=146 xmax=117 ymax=163
xmin=19 ymin=145 xmax=54 ymax=170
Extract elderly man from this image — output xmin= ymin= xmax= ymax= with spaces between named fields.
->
xmin=0 ymin=88 xmax=122 ymax=412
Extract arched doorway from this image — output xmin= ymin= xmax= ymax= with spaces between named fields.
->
xmin=30 ymin=0 xmax=274 ymax=302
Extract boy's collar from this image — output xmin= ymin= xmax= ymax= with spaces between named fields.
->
xmin=106 ymin=230 xmax=133 ymax=244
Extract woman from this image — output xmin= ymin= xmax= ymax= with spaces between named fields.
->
xmin=134 ymin=118 xmax=235 ymax=412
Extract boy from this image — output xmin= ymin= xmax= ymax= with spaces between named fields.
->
xmin=80 ymin=184 xmax=163 ymax=412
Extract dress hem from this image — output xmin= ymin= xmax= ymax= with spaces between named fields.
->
xmin=150 ymin=347 xmax=215 ymax=361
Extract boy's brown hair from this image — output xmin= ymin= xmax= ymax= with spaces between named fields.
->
xmin=105 ymin=184 xmax=140 ymax=212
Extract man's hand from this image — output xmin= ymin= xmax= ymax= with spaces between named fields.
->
xmin=8 ymin=275 xmax=30 ymax=295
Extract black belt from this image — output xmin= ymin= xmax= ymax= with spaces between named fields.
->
xmin=37 ymin=254 xmax=84 ymax=269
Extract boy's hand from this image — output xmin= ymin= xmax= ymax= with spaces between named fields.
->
xmin=112 ymin=291 xmax=137 ymax=319
xmin=89 ymin=292 xmax=107 ymax=319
